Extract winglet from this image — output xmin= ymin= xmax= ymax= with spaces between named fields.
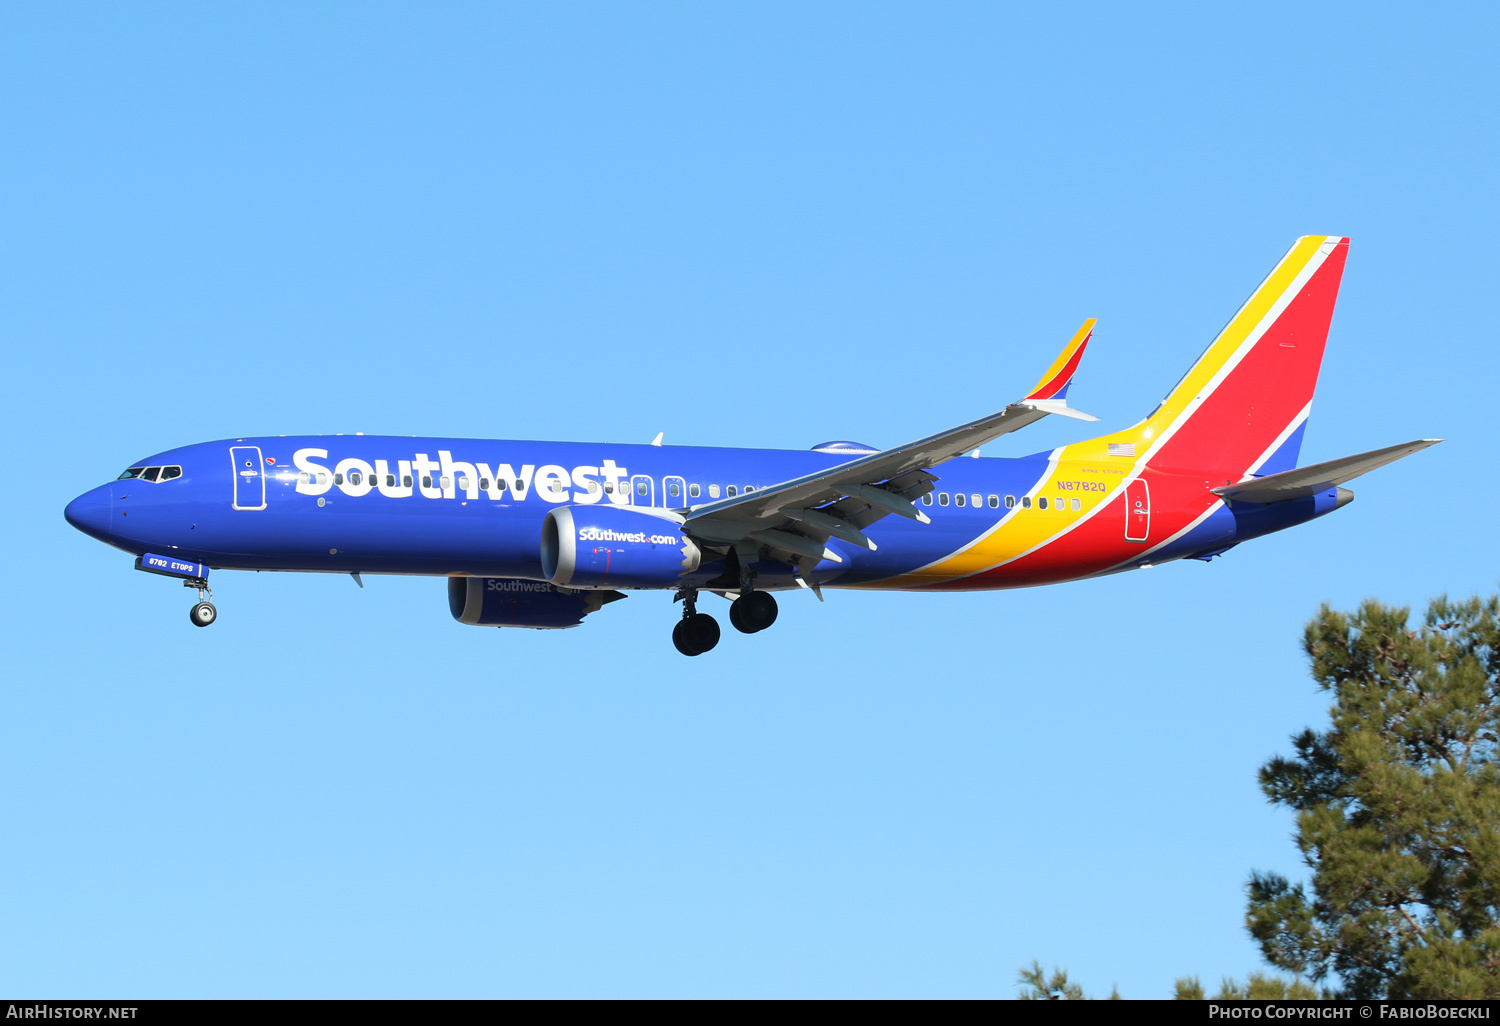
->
xmin=1025 ymin=318 xmax=1095 ymax=402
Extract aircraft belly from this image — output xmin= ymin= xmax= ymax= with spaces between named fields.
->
xmin=191 ymin=501 xmax=548 ymax=577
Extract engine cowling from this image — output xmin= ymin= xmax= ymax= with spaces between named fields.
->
xmin=447 ymin=577 xmax=624 ymax=629
xmin=541 ymin=505 xmax=702 ymax=588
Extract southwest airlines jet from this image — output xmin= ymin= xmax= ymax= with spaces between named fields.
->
xmin=65 ymin=236 xmax=1437 ymax=655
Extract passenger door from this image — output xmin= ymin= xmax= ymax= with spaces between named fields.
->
xmin=230 ymin=446 xmax=267 ymax=511
xmin=1124 ymin=479 xmax=1150 ymax=542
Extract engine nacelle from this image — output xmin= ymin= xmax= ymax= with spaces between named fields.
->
xmin=447 ymin=577 xmax=624 ymax=629
xmin=541 ymin=505 xmax=702 ymax=588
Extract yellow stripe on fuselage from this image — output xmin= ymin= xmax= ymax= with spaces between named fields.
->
xmin=1061 ymin=235 xmax=1330 ymax=464
xmin=876 ymin=236 xmax=1334 ymax=588
xmin=881 ymin=456 xmax=1127 ymax=585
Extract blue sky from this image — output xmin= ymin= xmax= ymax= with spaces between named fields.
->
xmin=2 ymin=2 xmax=1496 ymax=998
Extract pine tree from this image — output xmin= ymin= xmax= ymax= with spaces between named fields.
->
xmin=1246 ymin=595 xmax=1500 ymax=998
xmin=1174 ymin=973 xmax=1324 ymax=999
xmin=1016 ymin=961 xmax=1087 ymax=1000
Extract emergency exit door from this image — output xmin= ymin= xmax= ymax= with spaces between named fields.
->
xmin=230 ymin=446 xmax=267 ymax=510
xmin=1124 ymin=479 xmax=1150 ymax=542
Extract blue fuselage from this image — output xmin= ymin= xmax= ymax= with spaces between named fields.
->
xmin=64 ymin=434 xmax=1340 ymax=591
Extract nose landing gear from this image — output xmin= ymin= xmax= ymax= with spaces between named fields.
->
xmin=185 ymin=577 xmax=217 ymax=627
xmin=672 ymin=588 xmax=720 ymax=656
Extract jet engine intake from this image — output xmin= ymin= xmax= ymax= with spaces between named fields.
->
xmin=541 ymin=505 xmax=701 ymax=588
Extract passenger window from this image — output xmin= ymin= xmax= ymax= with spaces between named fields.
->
xmin=1071 ymin=498 xmax=1081 ymax=511
xmin=161 ymin=466 xmax=181 ymax=481
xmin=726 ymin=486 xmax=738 ymax=497
xmin=669 ymin=482 xmax=681 ymax=498
xmin=388 ymin=475 xmax=397 ymax=487
xmin=496 ymin=479 xmax=507 ymax=491
xmin=350 ymin=472 xmax=362 ymax=486
xmin=587 ymin=481 xmax=599 ymax=494
xmin=422 ymin=476 xmax=432 ymax=488
xmin=939 ymin=493 xmax=950 ymax=506
xmin=117 ymin=468 xmax=144 ymax=480
xmin=988 ymin=494 xmax=999 ymax=508
xmin=1005 ymin=495 xmax=1016 ymax=508
xmin=479 ymin=478 xmax=490 ymax=490
xmin=440 ymin=476 xmax=451 ymax=489
xmin=709 ymin=485 xmax=721 ymax=498
xmin=458 ymin=477 xmax=471 ymax=490
xmin=300 ymin=472 xmax=310 ymax=485
xmin=689 ymin=484 xmax=701 ymax=498
xmin=403 ymin=476 xmax=413 ymax=488
xmin=971 ymin=493 xmax=982 ymax=508
xmin=1038 ymin=497 xmax=1048 ymax=510
xmin=1022 ymin=496 xmax=1032 ymax=509
xmin=334 ymin=473 xmax=344 ymax=485
xmin=514 ymin=481 xmax=525 ymax=493
xmin=604 ymin=483 xmax=613 ymax=493
xmin=319 ymin=473 xmax=329 ymax=485
xmin=141 ymin=467 xmax=161 ymax=482
xmin=745 ymin=485 xmax=755 ymax=493
xmin=636 ymin=480 xmax=648 ymax=496
xmin=955 ymin=493 xmax=966 ymax=507
xmin=922 ymin=493 xmax=933 ymax=505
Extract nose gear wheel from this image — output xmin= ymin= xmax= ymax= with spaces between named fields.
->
xmin=185 ymin=576 xmax=217 ymax=627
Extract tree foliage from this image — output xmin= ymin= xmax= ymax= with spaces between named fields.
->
xmin=1015 ymin=961 xmax=1119 ymax=999
xmin=1016 ymin=961 xmax=1087 ymax=1000
xmin=1173 ymin=973 xmax=1323 ymax=999
xmin=1247 ymin=595 xmax=1500 ymax=998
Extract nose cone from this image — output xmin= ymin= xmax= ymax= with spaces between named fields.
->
xmin=64 ymin=485 xmax=114 ymax=540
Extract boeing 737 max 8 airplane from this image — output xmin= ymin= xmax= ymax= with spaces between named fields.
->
xmin=64 ymin=235 xmax=1438 ymax=655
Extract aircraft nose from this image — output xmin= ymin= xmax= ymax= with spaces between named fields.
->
xmin=64 ymin=487 xmax=113 ymax=538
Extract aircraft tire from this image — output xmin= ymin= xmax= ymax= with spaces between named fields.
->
xmin=672 ymin=619 xmax=700 ymax=656
xmin=732 ymin=591 xmax=778 ymax=633
xmin=190 ymin=601 xmax=218 ymax=628
xmin=729 ymin=602 xmax=750 ymax=634
xmin=684 ymin=612 xmax=720 ymax=653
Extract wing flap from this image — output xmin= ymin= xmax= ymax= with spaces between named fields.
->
xmin=1211 ymin=439 xmax=1441 ymax=503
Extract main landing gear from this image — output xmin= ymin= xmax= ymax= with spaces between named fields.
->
xmin=729 ymin=590 xmax=778 ymax=634
xmin=672 ymin=588 xmax=720 ymax=656
xmin=186 ymin=577 xmax=217 ymax=627
xmin=670 ymin=585 xmax=782 ymax=655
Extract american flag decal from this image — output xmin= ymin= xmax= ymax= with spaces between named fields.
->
xmin=1107 ymin=443 xmax=1136 ymax=457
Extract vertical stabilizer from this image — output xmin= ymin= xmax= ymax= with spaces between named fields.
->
xmin=1084 ymin=236 xmax=1349 ymax=477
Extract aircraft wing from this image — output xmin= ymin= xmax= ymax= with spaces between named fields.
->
xmin=682 ymin=320 xmax=1098 ymax=573
xmin=1211 ymin=439 xmax=1442 ymax=504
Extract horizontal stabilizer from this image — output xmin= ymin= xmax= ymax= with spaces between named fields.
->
xmin=1211 ymin=439 xmax=1441 ymax=503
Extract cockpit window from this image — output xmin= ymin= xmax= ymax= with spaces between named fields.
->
xmin=119 ymin=465 xmax=182 ymax=483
